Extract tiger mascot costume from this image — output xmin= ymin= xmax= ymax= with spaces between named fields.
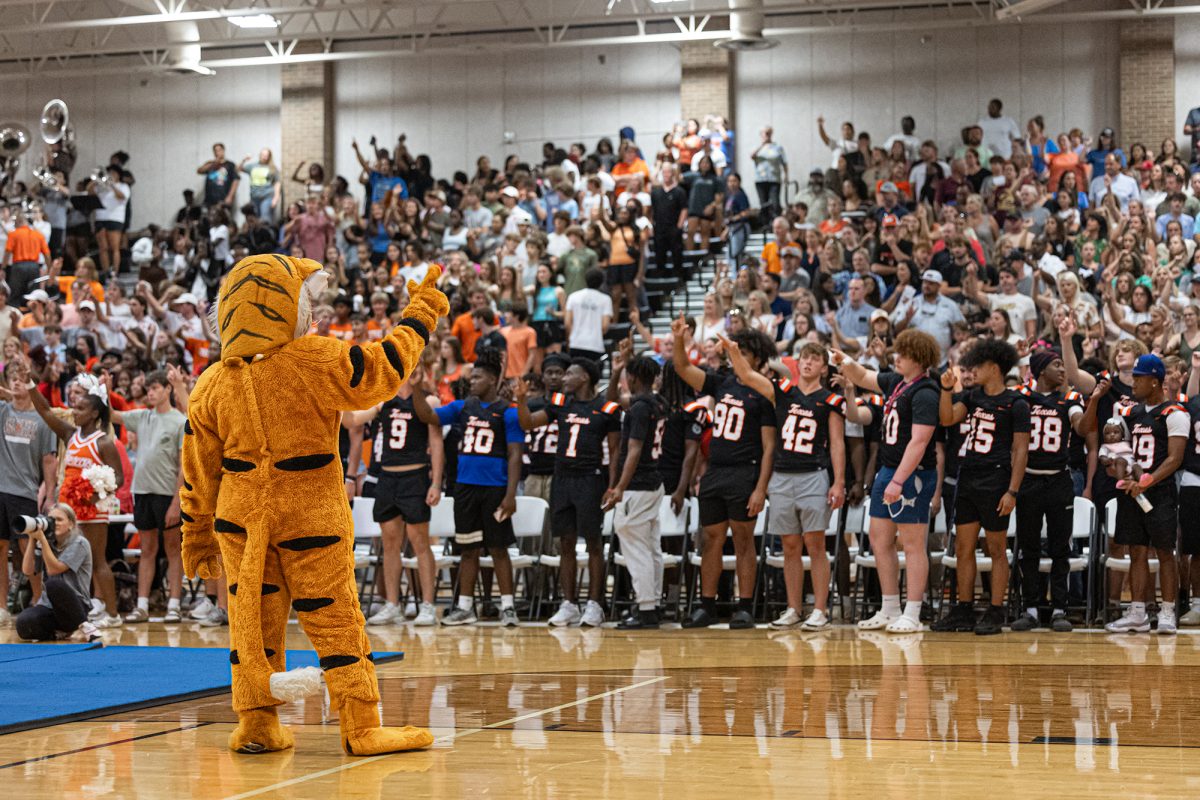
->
xmin=179 ymin=254 xmax=448 ymax=756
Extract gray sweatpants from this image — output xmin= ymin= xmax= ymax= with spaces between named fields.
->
xmin=614 ymin=487 xmax=665 ymax=610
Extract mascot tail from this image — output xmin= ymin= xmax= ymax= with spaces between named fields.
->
xmin=231 ymin=528 xmax=324 ymax=704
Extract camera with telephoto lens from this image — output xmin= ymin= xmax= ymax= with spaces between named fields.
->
xmin=14 ymin=515 xmax=58 ymax=550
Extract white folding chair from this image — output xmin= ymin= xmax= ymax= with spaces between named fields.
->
xmin=1030 ymin=496 xmax=1095 ymax=619
xmin=350 ymin=497 xmax=383 ymax=604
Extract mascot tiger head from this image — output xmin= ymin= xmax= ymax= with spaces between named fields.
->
xmin=214 ymin=254 xmax=330 ymax=360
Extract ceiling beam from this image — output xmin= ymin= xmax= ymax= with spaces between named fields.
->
xmin=994 ymin=0 xmax=1073 ymax=19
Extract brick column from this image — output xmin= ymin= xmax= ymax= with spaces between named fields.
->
xmin=281 ymin=42 xmax=333 ymax=206
xmin=1119 ymin=18 xmax=1174 ymax=153
xmin=680 ymin=41 xmax=732 ymax=126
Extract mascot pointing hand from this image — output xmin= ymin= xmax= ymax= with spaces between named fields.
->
xmin=179 ymin=254 xmax=448 ymax=756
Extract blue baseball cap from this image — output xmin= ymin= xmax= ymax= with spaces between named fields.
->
xmin=1132 ymin=354 xmax=1165 ymax=381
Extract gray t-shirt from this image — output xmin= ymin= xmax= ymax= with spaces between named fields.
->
xmin=0 ymin=402 xmax=56 ymax=499
xmin=123 ymin=407 xmax=186 ymax=497
xmin=36 ymin=533 xmax=92 ymax=611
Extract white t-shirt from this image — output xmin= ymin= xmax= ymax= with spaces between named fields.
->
xmin=399 ymin=262 xmax=430 ymax=285
xmin=616 ymin=190 xmax=652 ymax=210
xmin=985 ymin=291 xmax=1037 ymax=337
xmin=977 ymin=116 xmax=1021 ymax=160
xmin=209 ymin=224 xmax=230 ymax=263
xmin=94 ymin=182 xmax=130 ymax=224
xmin=825 ymin=137 xmax=856 ymax=168
xmin=565 ymin=288 xmax=613 ymax=353
xmin=884 ymin=133 xmax=921 ymax=164
xmin=546 ymin=232 xmax=572 ymax=259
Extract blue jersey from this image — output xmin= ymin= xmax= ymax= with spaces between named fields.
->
xmin=436 ymin=398 xmax=523 ymax=487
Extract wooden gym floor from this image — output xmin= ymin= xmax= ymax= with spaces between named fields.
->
xmin=3 ymin=622 xmax=1200 ymax=799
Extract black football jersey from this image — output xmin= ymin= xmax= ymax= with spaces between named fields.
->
xmin=659 ymin=400 xmax=710 ymax=492
xmin=876 ymin=372 xmax=939 ymax=471
xmin=960 ymin=387 xmax=1031 ymax=471
xmin=619 ymin=393 xmax=667 ymax=491
xmin=365 ymin=415 xmax=384 ymax=479
xmin=1020 ymin=388 xmax=1083 ymax=472
xmin=1185 ymin=395 xmax=1200 ymax=475
xmin=772 ymin=380 xmax=845 ymax=473
xmin=701 ymin=371 xmax=777 ymax=467
xmin=1123 ymin=400 xmax=1187 ymax=476
xmin=460 ymin=396 xmax=512 ymax=459
xmin=546 ymin=393 xmax=622 ymax=475
xmin=375 ymin=396 xmax=430 ymax=468
xmin=940 ymin=391 xmax=970 ymax=480
xmin=524 ymin=396 xmax=559 ymax=477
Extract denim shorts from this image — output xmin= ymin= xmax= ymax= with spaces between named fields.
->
xmin=869 ymin=466 xmax=937 ymax=525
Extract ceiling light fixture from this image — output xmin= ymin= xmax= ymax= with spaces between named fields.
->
xmin=228 ymin=13 xmax=280 ymax=29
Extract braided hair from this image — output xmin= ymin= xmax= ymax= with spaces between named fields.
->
xmin=626 ymin=355 xmax=660 ymax=393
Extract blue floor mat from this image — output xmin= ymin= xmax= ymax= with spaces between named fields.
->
xmin=0 ymin=645 xmax=402 ymax=734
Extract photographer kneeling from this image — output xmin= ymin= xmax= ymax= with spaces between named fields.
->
xmin=15 ymin=504 xmax=95 ymax=641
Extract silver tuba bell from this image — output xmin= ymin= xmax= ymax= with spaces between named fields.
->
xmin=40 ymin=99 xmax=68 ymax=145
xmin=0 ymin=124 xmax=31 ymax=159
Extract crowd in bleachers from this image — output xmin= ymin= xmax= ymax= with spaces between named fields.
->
xmin=5 ymin=96 xmax=1200 ymax=637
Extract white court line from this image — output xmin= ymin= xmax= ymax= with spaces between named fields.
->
xmin=221 ymin=675 xmax=669 ymax=800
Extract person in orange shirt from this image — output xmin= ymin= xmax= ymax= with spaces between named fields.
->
xmin=364 ymin=291 xmax=391 ymax=341
xmin=4 ymin=214 xmax=50 ymax=302
xmin=53 ymin=256 xmax=105 ymax=304
xmin=350 ymin=314 xmax=370 ymax=345
xmin=610 ymin=139 xmax=651 ymax=192
xmin=327 ymin=295 xmax=355 ymax=341
xmin=501 ymin=306 xmax=539 ymax=377
xmin=449 ymin=286 xmax=490 ymax=362
xmin=760 ymin=216 xmax=797 ymax=275
xmin=672 ymin=119 xmax=704 ymax=171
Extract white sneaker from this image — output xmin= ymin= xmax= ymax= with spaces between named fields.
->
xmin=95 ymin=614 xmax=123 ymax=629
xmin=404 ymin=601 xmax=418 ymax=619
xmin=885 ymin=615 xmax=923 ymax=634
xmin=124 ymin=607 xmax=150 ymax=623
xmin=367 ymin=602 xmax=402 ymax=626
xmin=1157 ymin=608 xmax=1178 ymax=636
xmin=857 ymin=610 xmax=899 ymax=630
xmin=549 ymin=601 xmax=581 ymax=627
xmin=189 ymin=597 xmax=214 ymax=620
xmin=1105 ymin=613 xmax=1150 ymax=633
xmin=770 ymin=608 xmax=802 ymax=629
xmin=1179 ymin=608 xmax=1200 ymax=626
xmin=801 ymin=609 xmax=831 ymax=631
xmin=88 ymin=598 xmax=106 ymax=621
xmin=0 ymin=608 xmax=11 ymax=627
xmin=413 ymin=603 xmax=437 ymax=627
xmin=199 ymin=607 xmax=228 ymax=627
xmin=163 ymin=608 xmax=182 ymax=623
xmin=580 ymin=601 xmax=605 ymax=628
xmin=76 ymin=621 xmax=101 ymax=642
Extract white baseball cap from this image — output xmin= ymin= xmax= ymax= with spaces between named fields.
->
xmin=921 ymin=269 xmax=943 ymax=284
xmin=77 ymin=300 xmax=96 ymax=312
xmin=24 ymin=289 xmax=50 ymax=303
xmin=172 ymin=292 xmax=199 ymax=307
xmin=500 ymin=186 xmax=520 ymax=198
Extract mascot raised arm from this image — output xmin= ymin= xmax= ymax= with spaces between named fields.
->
xmin=179 ymin=254 xmax=448 ymax=756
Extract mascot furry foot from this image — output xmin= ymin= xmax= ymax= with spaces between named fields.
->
xmin=179 ymin=256 xmax=449 ymax=755
xmin=340 ymin=699 xmax=435 ymax=756
xmin=230 ymin=707 xmax=296 ymax=754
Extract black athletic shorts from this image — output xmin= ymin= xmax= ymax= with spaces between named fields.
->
xmin=532 ymin=320 xmax=565 ymax=349
xmin=698 ymin=464 xmax=759 ymax=527
xmin=360 ymin=476 xmax=378 ymax=499
xmin=1115 ymin=483 xmax=1178 ymax=551
xmin=373 ymin=469 xmax=431 ymax=524
xmin=452 ymin=483 xmax=516 ymax=552
xmin=1179 ymin=483 xmax=1200 ymax=555
xmin=133 ymin=494 xmax=176 ymax=533
xmin=606 ymin=262 xmax=638 ymax=286
xmin=0 ymin=491 xmax=37 ymax=539
xmin=550 ymin=471 xmax=607 ymax=541
xmin=954 ymin=467 xmax=1012 ymax=533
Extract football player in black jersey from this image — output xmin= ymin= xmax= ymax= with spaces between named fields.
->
xmin=604 ymin=352 xmax=669 ymax=629
xmin=723 ymin=338 xmax=845 ymax=630
xmin=1181 ymin=351 xmax=1200 ymax=626
xmin=672 ymin=316 xmax=777 ymax=629
xmin=834 ymin=329 xmax=942 ymax=634
xmin=524 ymin=354 xmax=569 ymax=506
xmin=344 ymin=367 xmax=444 ymax=627
xmin=1105 ymin=354 xmax=1187 ymax=634
xmin=935 ymin=339 xmax=1029 ymax=635
xmin=515 ymin=358 xmax=621 ymax=628
xmin=1010 ymin=349 xmax=1103 ymax=632
xmin=411 ymin=349 xmax=523 ymax=627
xmin=1061 ymin=316 xmax=1146 ymax=616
